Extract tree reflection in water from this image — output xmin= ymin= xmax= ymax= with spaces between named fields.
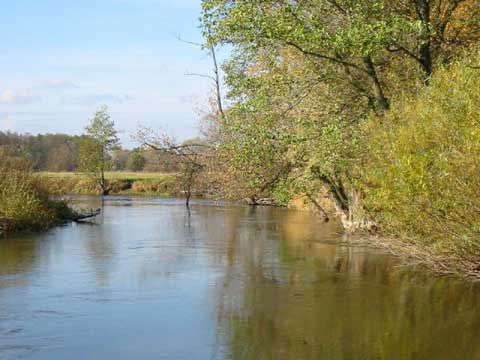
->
xmin=210 ymin=207 xmax=480 ymax=360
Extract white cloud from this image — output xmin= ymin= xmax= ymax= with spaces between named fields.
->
xmin=39 ymin=79 xmax=79 ymax=90
xmin=0 ymin=90 xmax=41 ymax=105
xmin=73 ymin=94 xmax=132 ymax=106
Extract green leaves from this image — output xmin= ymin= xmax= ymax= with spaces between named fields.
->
xmin=85 ymin=105 xmax=120 ymax=151
xmin=361 ymin=60 xmax=480 ymax=253
xmin=80 ymin=106 xmax=120 ymax=192
xmin=203 ymin=0 xmax=411 ymax=60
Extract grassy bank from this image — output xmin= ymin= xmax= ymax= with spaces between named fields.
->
xmin=39 ymin=172 xmax=178 ymax=196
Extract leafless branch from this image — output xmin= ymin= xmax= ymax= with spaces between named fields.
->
xmin=185 ymin=72 xmax=218 ymax=82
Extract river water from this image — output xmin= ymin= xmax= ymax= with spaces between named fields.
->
xmin=0 ymin=197 xmax=479 ymax=359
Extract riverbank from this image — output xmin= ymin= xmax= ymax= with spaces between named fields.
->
xmin=287 ymin=192 xmax=480 ymax=281
xmin=344 ymin=234 xmax=480 ymax=281
xmin=40 ymin=172 xmax=179 ymax=196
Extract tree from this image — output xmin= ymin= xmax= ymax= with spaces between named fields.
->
xmin=111 ymin=149 xmax=131 ymax=171
xmin=47 ymin=143 xmax=78 ymax=171
xmin=126 ymin=150 xmax=146 ymax=172
xmin=203 ymin=0 xmax=480 ymax=98
xmin=78 ymin=106 xmax=119 ymax=195
xmin=0 ymin=132 xmax=82 ymax=171
xmin=179 ymin=35 xmax=226 ymax=121
xmin=136 ymin=129 xmax=214 ymax=207
xmin=200 ymin=0 xmax=480 ymax=227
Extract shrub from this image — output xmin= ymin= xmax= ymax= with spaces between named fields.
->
xmin=361 ymin=61 xmax=480 ymax=259
xmin=0 ymin=152 xmax=63 ymax=232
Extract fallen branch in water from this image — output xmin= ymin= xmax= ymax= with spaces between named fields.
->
xmin=69 ymin=208 xmax=102 ymax=222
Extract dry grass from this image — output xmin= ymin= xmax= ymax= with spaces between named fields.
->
xmin=39 ymin=171 xmax=173 ymax=181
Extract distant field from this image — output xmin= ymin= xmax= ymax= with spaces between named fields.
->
xmin=37 ymin=172 xmax=178 ymax=196
xmin=39 ymin=172 xmax=174 ymax=180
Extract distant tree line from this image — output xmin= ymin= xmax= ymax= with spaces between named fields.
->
xmin=0 ymin=131 xmax=180 ymax=173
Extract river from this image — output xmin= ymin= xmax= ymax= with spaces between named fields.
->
xmin=0 ymin=197 xmax=479 ymax=359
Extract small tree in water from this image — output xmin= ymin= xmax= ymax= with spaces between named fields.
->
xmin=135 ymin=128 xmax=213 ymax=207
xmin=79 ymin=106 xmax=120 ymax=195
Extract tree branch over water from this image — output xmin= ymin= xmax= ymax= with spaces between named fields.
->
xmin=135 ymin=127 xmax=214 ymax=207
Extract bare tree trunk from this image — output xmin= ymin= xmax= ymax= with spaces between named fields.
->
xmin=184 ymin=166 xmax=195 ymax=208
xmin=210 ymin=46 xmax=225 ymax=120
xmin=186 ymin=189 xmax=191 ymax=208
xmin=100 ymin=147 xmax=109 ymax=196
xmin=101 ymin=168 xmax=106 ymax=195
xmin=185 ymin=172 xmax=192 ymax=207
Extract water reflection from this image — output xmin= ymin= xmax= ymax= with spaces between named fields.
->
xmin=0 ymin=197 xmax=479 ymax=359
xmin=214 ymin=208 xmax=480 ymax=360
xmin=0 ymin=237 xmax=40 ymax=278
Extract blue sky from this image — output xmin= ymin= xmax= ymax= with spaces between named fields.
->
xmin=0 ymin=0 xmax=217 ymax=146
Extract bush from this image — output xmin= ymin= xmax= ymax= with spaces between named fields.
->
xmin=361 ymin=61 xmax=480 ymax=259
xmin=0 ymin=152 xmax=64 ymax=232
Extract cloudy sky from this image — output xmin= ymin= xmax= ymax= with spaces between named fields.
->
xmin=0 ymin=0 xmax=217 ymax=146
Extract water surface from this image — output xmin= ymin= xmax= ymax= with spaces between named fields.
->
xmin=0 ymin=197 xmax=479 ymax=359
